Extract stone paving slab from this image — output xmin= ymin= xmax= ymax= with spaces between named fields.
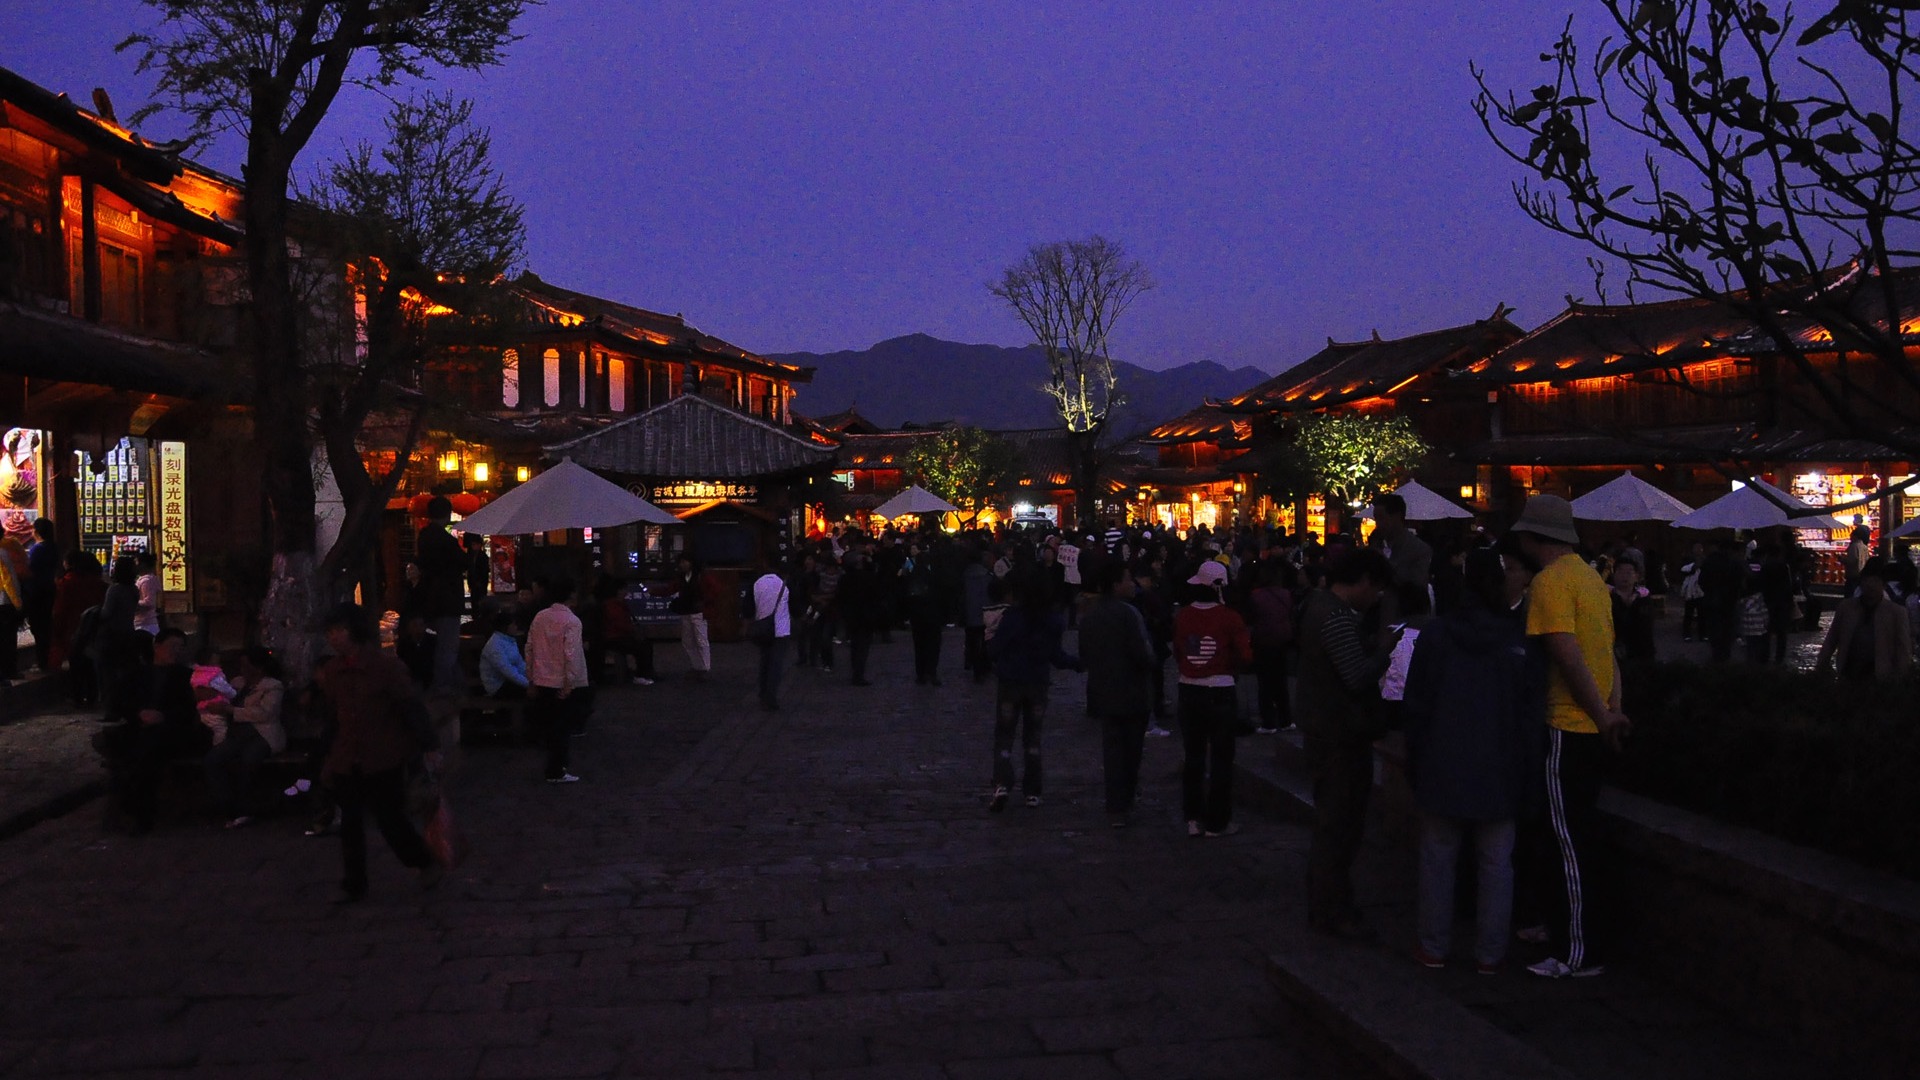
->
xmin=0 ymin=707 xmax=107 ymax=841
xmin=0 ymin=633 xmax=1364 ymax=1079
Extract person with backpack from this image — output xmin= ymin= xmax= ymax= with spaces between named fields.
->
xmin=1402 ymin=550 xmax=1546 ymax=974
xmin=748 ymin=557 xmax=792 ymax=711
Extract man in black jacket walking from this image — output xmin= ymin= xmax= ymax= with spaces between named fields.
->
xmin=838 ymin=547 xmax=881 ymax=686
xmin=1079 ymin=562 xmax=1156 ymax=826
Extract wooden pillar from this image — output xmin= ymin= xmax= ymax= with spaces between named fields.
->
xmin=79 ymin=178 xmax=101 ymax=323
xmin=47 ymin=430 xmax=79 ymax=549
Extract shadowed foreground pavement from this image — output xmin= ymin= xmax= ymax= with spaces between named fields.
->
xmin=0 ymin=636 xmax=1364 ymax=1079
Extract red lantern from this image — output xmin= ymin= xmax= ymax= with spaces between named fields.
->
xmin=408 ymin=493 xmax=434 ymax=516
xmin=450 ymin=492 xmax=482 ymax=516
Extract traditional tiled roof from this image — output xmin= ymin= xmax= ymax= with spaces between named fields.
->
xmin=835 ymin=430 xmax=944 ymax=469
xmin=1462 ymin=264 xmax=1920 ymax=384
xmin=1466 ymin=423 xmax=1920 ymax=466
xmin=1223 ymin=314 xmax=1525 ymax=412
xmin=1142 ymin=404 xmax=1254 ymax=446
xmin=545 ymin=392 xmax=835 ymax=478
xmin=0 ymin=300 xmax=233 ymax=399
xmin=801 ymin=407 xmax=883 ymax=436
xmin=509 ymin=274 xmax=813 ymax=382
xmin=0 ymin=66 xmax=243 ymax=245
xmin=996 ymin=428 xmax=1081 ymax=486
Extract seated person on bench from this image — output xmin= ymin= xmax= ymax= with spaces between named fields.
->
xmin=479 ymin=611 xmax=529 ymax=699
xmin=202 ymin=646 xmax=289 ymax=829
xmin=103 ymin=627 xmax=203 ymax=834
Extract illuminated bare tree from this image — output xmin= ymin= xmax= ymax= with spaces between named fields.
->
xmin=990 ymin=236 xmax=1152 ymax=529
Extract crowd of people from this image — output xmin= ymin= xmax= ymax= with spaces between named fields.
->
xmin=702 ymin=489 xmax=1912 ymax=979
xmin=21 ymin=481 xmax=1917 ymax=925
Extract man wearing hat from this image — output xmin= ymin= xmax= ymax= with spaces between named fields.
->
xmin=1510 ymin=494 xmax=1630 ymax=980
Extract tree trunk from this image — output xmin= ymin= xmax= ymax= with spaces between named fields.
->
xmin=319 ymin=401 xmax=426 ymax=605
xmin=1070 ymin=430 xmax=1100 ymax=533
xmin=244 ymin=134 xmax=320 ymax=680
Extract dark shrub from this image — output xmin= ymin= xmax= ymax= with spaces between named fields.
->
xmin=1615 ymin=662 xmax=1920 ymax=880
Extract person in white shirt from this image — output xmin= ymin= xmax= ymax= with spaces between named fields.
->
xmin=525 ymin=578 xmax=588 ymax=783
xmin=751 ymin=559 xmax=793 ymax=711
xmin=134 ymin=552 xmax=162 ymax=636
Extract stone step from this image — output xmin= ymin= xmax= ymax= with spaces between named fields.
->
xmin=1265 ymin=932 xmax=1579 ymax=1080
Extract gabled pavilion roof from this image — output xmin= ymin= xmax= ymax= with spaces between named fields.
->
xmin=545 ymin=392 xmax=835 ymax=479
xmin=1223 ymin=313 xmax=1524 ymax=412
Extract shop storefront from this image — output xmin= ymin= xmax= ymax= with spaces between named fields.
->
xmin=3 ymin=427 xmax=197 ymax=601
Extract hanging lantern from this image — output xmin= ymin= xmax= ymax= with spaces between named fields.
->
xmin=449 ymin=492 xmax=483 ymax=516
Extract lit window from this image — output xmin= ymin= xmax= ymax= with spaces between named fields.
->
xmin=576 ymin=351 xmax=587 ymax=408
xmin=502 ymin=349 xmax=520 ymax=408
xmin=609 ymin=358 xmax=627 ymax=412
xmin=543 ymin=348 xmax=560 ymax=407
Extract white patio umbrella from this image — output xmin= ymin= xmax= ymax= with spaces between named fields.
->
xmin=1669 ymin=478 xmax=1846 ymax=532
xmin=450 ymin=459 xmax=680 ymax=535
xmin=1365 ymin=480 xmax=1473 ymax=521
xmin=872 ymin=485 xmax=960 ymax=518
xmin=1887 ymin=515 xmax=1920 ymax=540
xmin=1570 ymin=471 xmax=1695 ymax=522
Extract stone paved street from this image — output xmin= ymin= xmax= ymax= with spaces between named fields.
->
xmin=0 ymin=635 xmax=1363 ymax=1079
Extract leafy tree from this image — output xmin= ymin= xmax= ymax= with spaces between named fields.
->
xmin=1473 ymin=1 xmax=1920 ymax=503
xmin=990 ymin=236 xmax=1152 ymax=529
xmin=308 ymin=93 xmax=526 ymax=602
xmin=120 ymin=0 xmax=526 ymax=660
xmin=1292 ymin=413 xmax=1430 ymax=512
xmin=906 ymin=426 xmax=1023 ymax=523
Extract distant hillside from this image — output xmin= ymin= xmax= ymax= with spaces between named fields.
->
xmin=774 ymin=334 xmax=1270 ymax=434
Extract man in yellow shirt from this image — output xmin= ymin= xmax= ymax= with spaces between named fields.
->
xmin=1512 ymin=494 xmax=1630 ymax=980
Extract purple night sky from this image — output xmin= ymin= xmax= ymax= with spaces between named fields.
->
xmin=9 ymin=2 xmax=1653 ymax=373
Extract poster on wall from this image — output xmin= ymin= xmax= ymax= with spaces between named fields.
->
xmin=0 ymin=428 xmax=43 ymax=546
xmin=488 ymin=536 xmax=517 ymax=593
xmin=158 ymin=441 xmax=188 ymax=591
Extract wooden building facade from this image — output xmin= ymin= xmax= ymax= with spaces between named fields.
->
xmin=0 ymin=66 xmax=270 ymax=643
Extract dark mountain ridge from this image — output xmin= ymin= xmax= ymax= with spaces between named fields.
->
xmin=774 ymin=333 xmax=1270 ymax=434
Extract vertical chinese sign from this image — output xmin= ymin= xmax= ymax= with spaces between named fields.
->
xmin=159 ymin=441 xmax=188 ymax=592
